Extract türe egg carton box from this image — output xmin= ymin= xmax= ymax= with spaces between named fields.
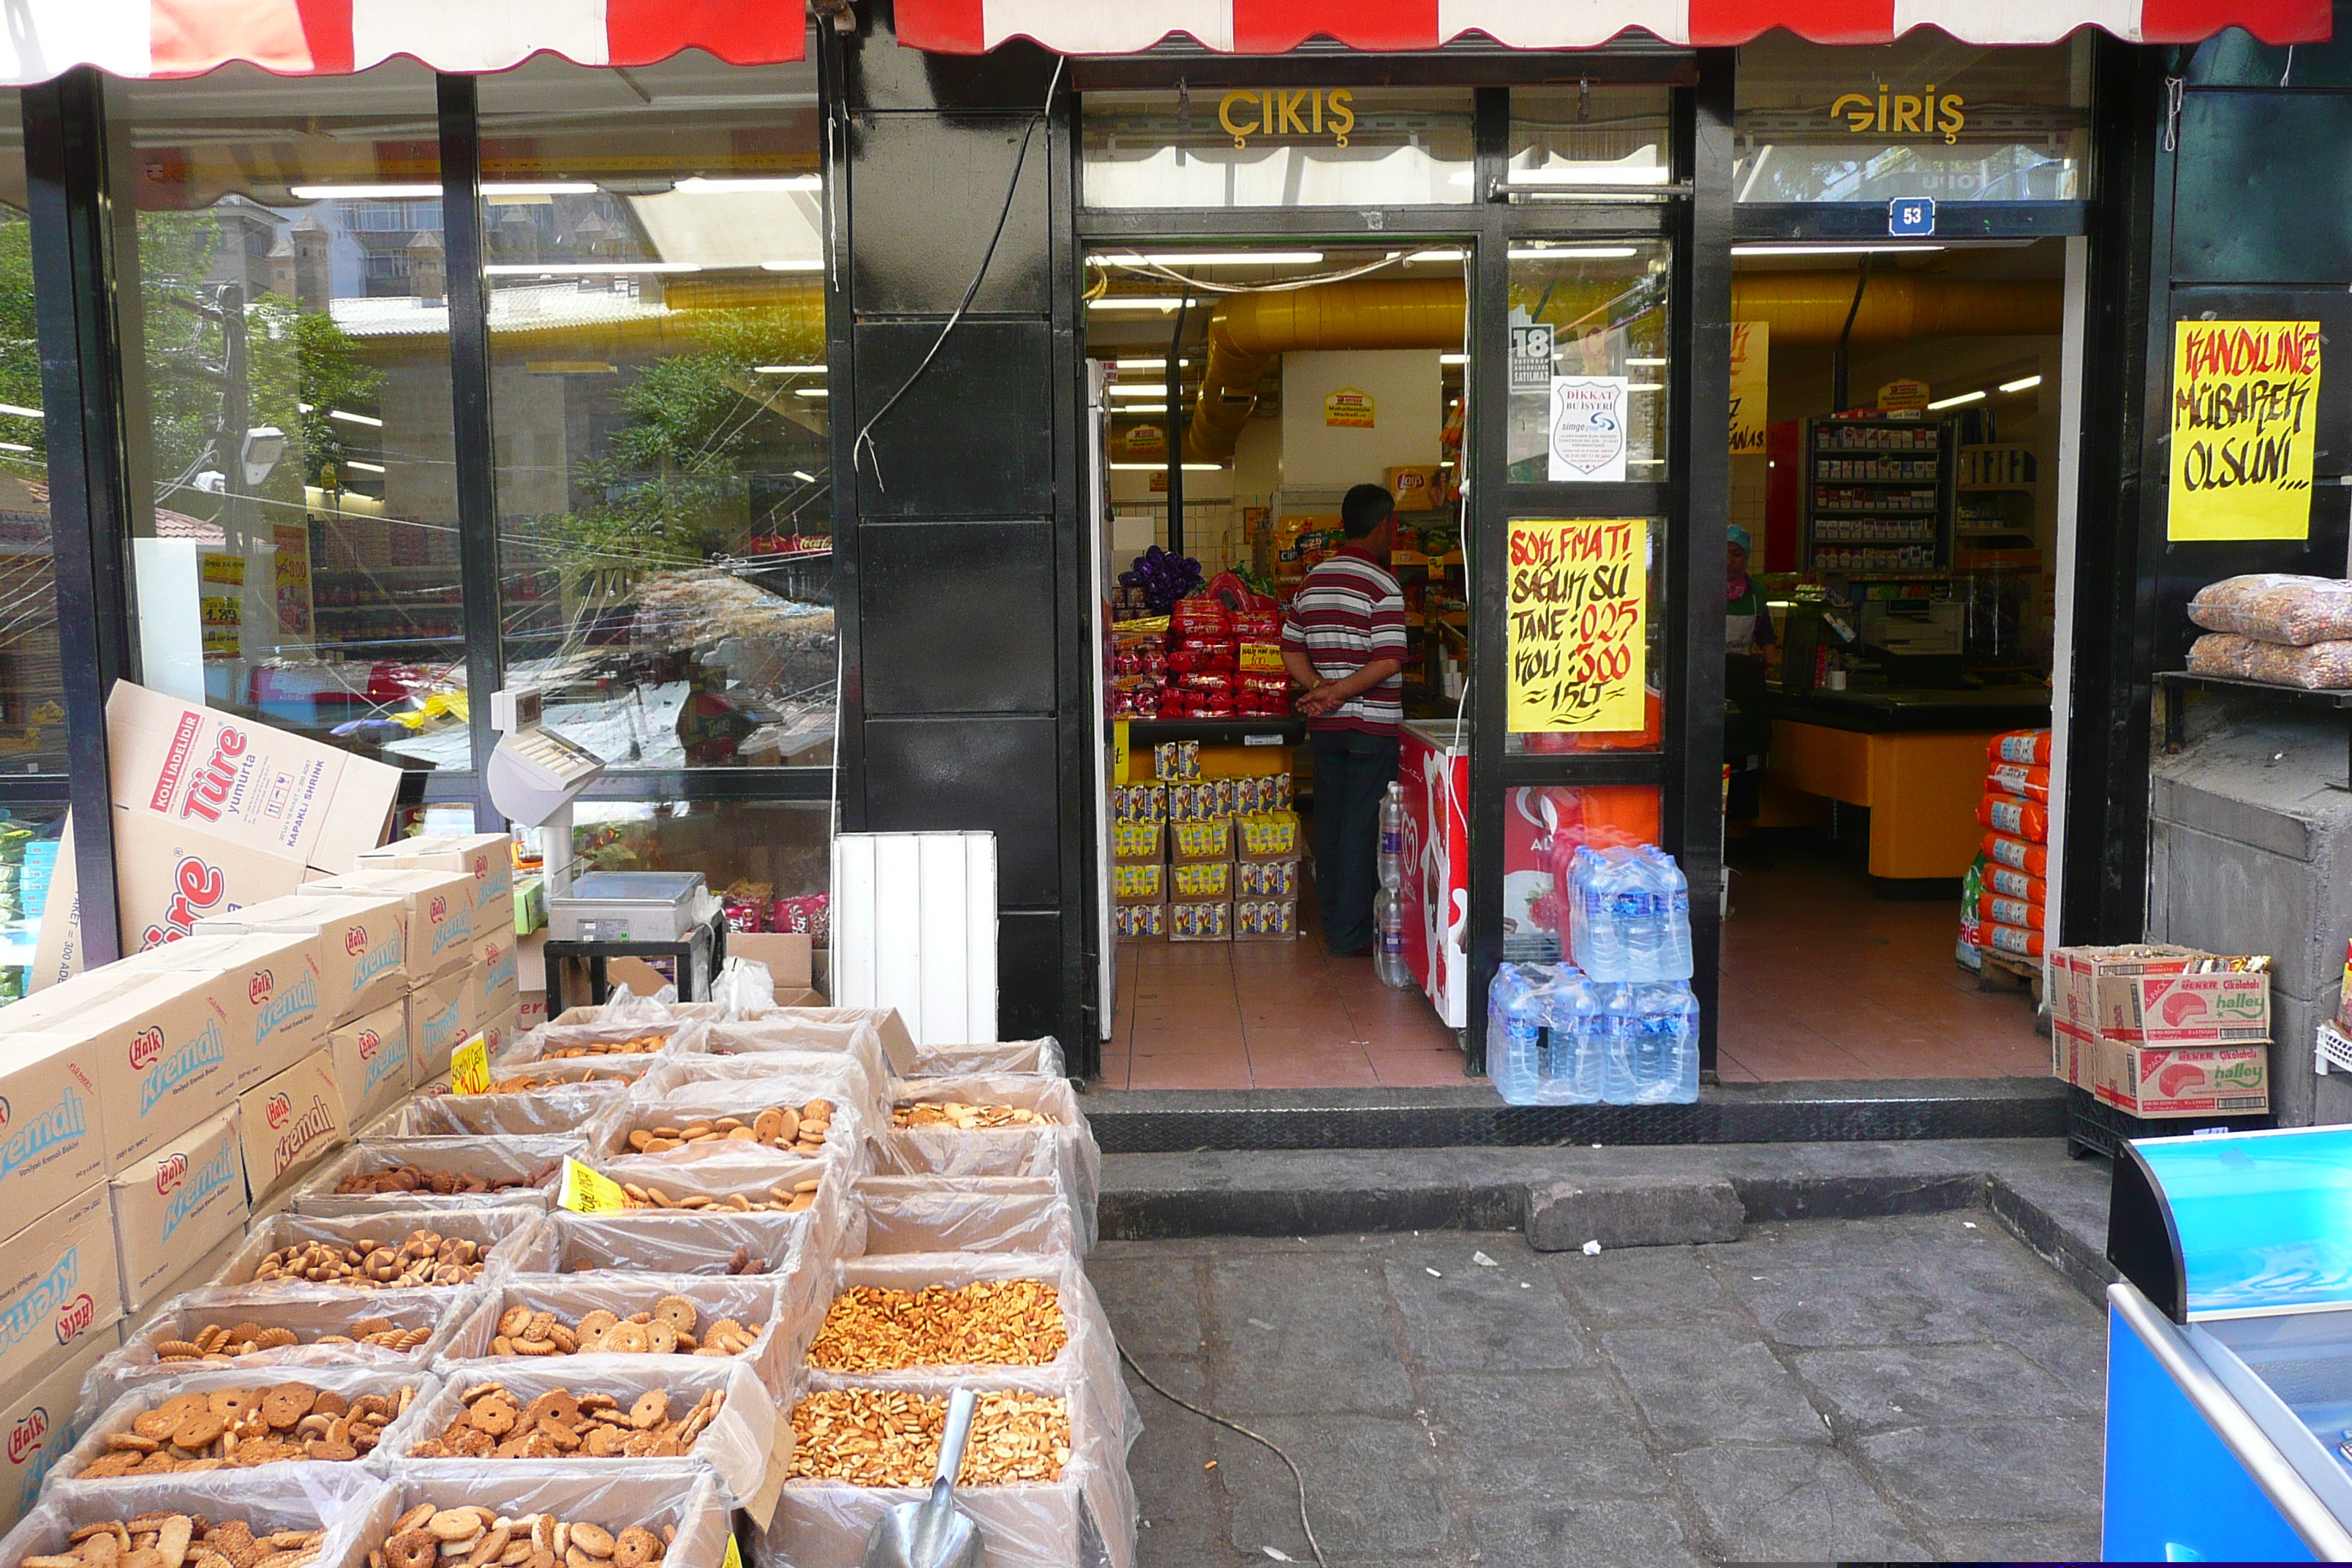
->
xmin=107 ymin=1107 xmax=249 ymax=1315
xmin=306 ymin=867 xmax=478 ymax=981
xmin=195 ymin=889 xmax=410 ymax=1022
xmin=30 ymin=682 xmax=402 ymax=989
xmin=0 ymin=1183 xmax=120 ymax=1396
xmin=2096 ymin=969 xmax=2272 ymax=1047
xmin=0 ymin=966 xmax=236 ymax=1166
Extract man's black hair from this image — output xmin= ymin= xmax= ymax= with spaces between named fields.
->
xmin=1341 ymin=483 xmax=1395 ymax=539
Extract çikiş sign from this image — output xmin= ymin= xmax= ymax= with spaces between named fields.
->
xmin=1218 ymin=88 xmax=1356 ymax=149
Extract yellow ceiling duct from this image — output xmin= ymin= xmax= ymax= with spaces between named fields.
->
xmin=1175 ymin=271 xmax=2062 ymax=460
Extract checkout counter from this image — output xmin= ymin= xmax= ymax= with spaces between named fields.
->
xmin=2105 ymin=1126 xmax=2352 ymax=1561
xmin=1758 ymin=591 xmax=2050 ymax=883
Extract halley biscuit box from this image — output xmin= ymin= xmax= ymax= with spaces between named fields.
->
xmin=355 ymin=832 xmax=513 ymax=929
xmin=107 ymin=1108 xmax=247 ymax=1314
xmin=408 ymin=968 xmax=473 ymax=1085
xmin=306 ymin=867 xmax=475 ymax=980
xmin=118 ymin=930 xmax=326 ymax=1090
xmin=2097 ymin=970 xmax=2273 ymax=1046
xmin=195 ymin=889 xmax=409 ymax=1023
xmin=0 ymin=1327 xmax=110 ymax=1534
xmin=2098 ymin=1040 xmax=2271 ymax=1118
xmin=330 ymin=1000 xmax=411 ymax=1132
xmin=0 ymin=1183 xmax=120 ymax=1396
xmin=0 ymin=968 xmax=236 ymax=1166
xmin=31 ymin=682 xmax=402 ymax=988
xmin=2049 ymin=943 xmax=2204 ymax=1030
xmin=235 ymin=1047 xmax=348 ymax=1202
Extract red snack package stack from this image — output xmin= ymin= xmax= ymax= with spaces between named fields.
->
xmin=1970 ymin=727 xmax=2051 ymax=966
xmin=720 ymin=897 xmax=766 ymax=934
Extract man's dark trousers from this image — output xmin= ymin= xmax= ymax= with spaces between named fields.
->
xmin=1310 ymin=727 xmax=1400 ymax=954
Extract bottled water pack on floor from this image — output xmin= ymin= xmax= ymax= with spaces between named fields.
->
xmin=1487 ymin=961 xmax=1697 ymax=1107
xmin=1567 ymin=844 xmax=1693 ymax=983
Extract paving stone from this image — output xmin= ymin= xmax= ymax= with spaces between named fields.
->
xmin=1719 ymin=1262 xmax=1993 ymax=1347
xmin=1670 ymin=1442 xmax=1931 ymax=1561
xmin=1550 ymin=1243 xmax=1743 ymax=1327
xmin=1212 ymin=1415 xmax=1452 ymax=1560
xmin=1206 ymin=1254 xmax=1413 ymax=1415
xmin=1089 ymin=1254 xmax=1208 ymax=1359
xmin=1790 ymin=1341 xmax=2094 ymax=1431
xmin=1926 ymin=1520 xmax=2106 ymax=1560
xmin=1600 ymin=1325 xmax=1831 ymax=1450
xmin=1466 ymin=1498 xmax=1711 ymax=1568
xmin=1381 ymin=1246 xmax=1594 ymax=1371
xmin=1857 ymin=1417 xmax=2108 ymax=1524
xmin=1419 ymin=1373 xmax=1668 ymax=1501
xmin=1526 ymin=1173 xmax=1744 ymax=1251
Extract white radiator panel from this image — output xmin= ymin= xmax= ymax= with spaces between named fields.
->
xmin=832 ymin=831 xmax=998 ymax=1046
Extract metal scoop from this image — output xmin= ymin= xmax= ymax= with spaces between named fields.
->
xmin=862 ymin=1386 xmax=987 ymax=1568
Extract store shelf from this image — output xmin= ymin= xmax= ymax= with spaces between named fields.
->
xmin=1128 ymin=717 xmax=1306 ymax=745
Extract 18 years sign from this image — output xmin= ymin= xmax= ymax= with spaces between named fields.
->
xmin=1507 ymin=519 xmax=1648 ymax=733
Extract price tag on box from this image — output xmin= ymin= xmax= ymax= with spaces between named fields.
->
xmin=448 ymin=1032 xmax=491 ymax=1095
xmin=559 ymin=1157 xmax=630 ymax=1213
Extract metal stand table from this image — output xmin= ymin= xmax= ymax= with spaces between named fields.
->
xmin=543 ymin=911 xmax=726 ymax=1016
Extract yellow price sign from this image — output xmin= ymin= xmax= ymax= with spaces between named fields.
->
xmin=558 ymin=1158 xmax=630 ymax=1215
xmin=721 ymin=1539 xmax=742 ymax=1568
xmin=448 ymin=1033 xmax=491 ymax=1096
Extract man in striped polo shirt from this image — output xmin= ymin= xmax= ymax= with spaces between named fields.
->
xmin=1281 ymin=483 xmax=1408 ymax=957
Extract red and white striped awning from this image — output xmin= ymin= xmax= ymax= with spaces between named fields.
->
xmin=0 ymin=0 xmax=804 ymax=86
xmin=897 ymin=0 xmax=2326 ymax=50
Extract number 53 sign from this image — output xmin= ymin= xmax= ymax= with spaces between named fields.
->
xmin=1507 ymin=518 xmax=1648 ymax=733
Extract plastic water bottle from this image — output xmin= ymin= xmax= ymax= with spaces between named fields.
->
xmin=1373 ymin=882 xmax=1410 ymax=989
xmin=1545 ymin=967 xmax=1602 ymax=1105
xmin=1487 ymin=964 xmax=1546 ymax=1106
xmin=1648 ymin=848 xmax=1695 ymax=981
xmin=1654 ymin=980 xmax=1700 ymax=1104
xmin=1569 ymin=848 xmax=1620 ymax=981
xmin=1379 ymin=783 xmax=1403 ymax=887
xmin=1597 ymin=981 xmax=1639 ymax=1104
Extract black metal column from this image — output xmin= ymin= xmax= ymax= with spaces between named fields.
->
xmin=438 ymin=74 xmax=504 ymax=828
xmin=23 ymin=69 xmax=137 ymax=967
xmin=1465 ymin=86 xmax=1512 ymax=1072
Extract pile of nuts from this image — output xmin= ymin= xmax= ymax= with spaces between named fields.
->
xmin=538 ymin=1033 xmax=669 ymax=1060
xmin=487 ymin=1297 xmax=764 ymax=1358
xmin=334 ymin=1164 xmax=557 ymax=1197
xmin=78 ymin=1384 xmax=414 ymax=1477
xmin=806 ymin=1280 xmax=1068 ymax=1372
xmin=249 ymin=1229 xmax=490 ymax=1289
xmin=616 ymin=1180 xmax=820 ymax=1214
xmin=787 ymin=1389 xmax=1072 ymax=1487
xmin=409 ymin=1382 xmax=726 ymax=1460
xmin=486 ymin=1071 xmax=634 ymax=1093
xmin=892 ymin=1101 xmax=1052 ymax=1130
xmin=154 ymin=1318 xmax=433 ymax=1361
xmin=20 ymin=1515 xmax=328 ymax=1568
xmin=371 ymin=1505 xmax=676 ymax=1568
xmin=624 ymin=1100 xmax=832 ymax=1157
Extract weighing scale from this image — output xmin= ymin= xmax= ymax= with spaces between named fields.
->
xmin=486 ymin=686 xmax=605 ymax=899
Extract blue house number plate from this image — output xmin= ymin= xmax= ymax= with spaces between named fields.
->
xmin=1888 ymin=197 xmax=1936 ymax=237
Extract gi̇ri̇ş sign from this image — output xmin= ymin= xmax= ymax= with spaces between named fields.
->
xmin=1548 ymin=377 xmax=1629 ymax=481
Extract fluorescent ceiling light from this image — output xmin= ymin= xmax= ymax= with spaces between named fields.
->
xmin=0 ymin=404 xmax=39 ymax=420
xmin=1404 ymin=249 xmax=1466 ymax=263
xmin=289 ymin=182 xmax=595 ymax=199
xmin=484 ymin=263 xmax=700 ymax=275
xmin=1733 ymin=243 xmax=1944 ymax=256
xmin=760 ymin=260 xmax=825 ymax=272
xmin=791 ymin=470 xmax=817 ymax=483
xmin=1109 ymin=463 xmax=1224 ymax=471
xmin=676 ymin=175 xmax=821 ymax=193
xmin=1627 ymin=383 xmax=1665 ymax=392
xmin=1926 ymin=389 xmax=1986 ymax=410
xmin=795 ymin=388 xmax=828 ymax=399
xmin=1117 ymin=404 xmax=1171 ymax=413
xmin=344 ymin=459 xmax=386 ymax=474
xmin=328 ymin=408 xmax=382 ymax=427
xmin=1109 ymin=383 xmax=1172 ymax=397
xmin=1113 ymin=358 xmax=1184 ymax=370
xmin=1088 ymin=298 xmax=1185 ymax=312
xmin=755 ymin=365 xmax=826 ymax=374
xmin=483 ymin=183 xmax=598 ymax=197
xmin=1096 ymin=252 xmax=1325 ymax=267
xmin=1439 ymin=353 xmax=1469 ymax=365
xmin=1509 ymin=246 xmax=1637 ymax=260
xmin=2000 ymin=374 xmax=2043 ymax=393
xmin=1627 ymin=358 xmax=1668 ymax=366
xmin=1506 ymin=165 xmax=1670 ymax=186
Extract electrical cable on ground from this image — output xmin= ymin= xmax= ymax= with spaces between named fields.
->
xmin=1117 ymin=1343 xmax=1327 ymax=1568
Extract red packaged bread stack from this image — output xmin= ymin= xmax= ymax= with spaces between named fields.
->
xmin=1976 ymin=729 xmax=2051 ymax=962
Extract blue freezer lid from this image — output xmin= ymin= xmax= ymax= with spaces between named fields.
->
xmin=2113 ymin=1126 xmax=2352 ymax=1322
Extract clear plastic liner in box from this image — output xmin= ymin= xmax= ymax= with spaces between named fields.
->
xmin=83 ymin=1285 xmax=478 ymax=1406
xmin=856 ymin=1178 xmax=1082 ymax=1259
xmin=436 ymin=1273 xmax=795 ymax=1395
xmin=293 ymin=1137 xmax=578 ymax=1217
xmin=598 ymin=1081 xmax=873 ymax=1180
xmin=687 ymin=1017 xmax=895 ymax=1096
xmin=759 ymin=1366 xmax=1137 ymax=1568
xmin=372 ymin=1468 xmax=734 ymax=1568
xmin=872 ymin=1077 xmax=1100 ymax=1250
xmin=214 ymin=1207 xmax=543 ymax=1297
xmin=435 ymin=1050 xmax=663 ymax=1096
xmin=636 ymin=1048 xmax=886 ymax=1138
xmin=497 ymin=1012 xmax=703 ymax=1071
xmin=48 ymin=1365 xmax=440 ymax=1496
xmin=779 ymin=1252 xmax=1137 ymax=1467
xmin=904 ymin=1039 xmax=1066 ymax=1077
xmin=371 ymin=1081 xmax=633 ymax=1141
xmin=382 ymin=1359 xmax=780 ymax=1524
xmin=0 ymin=1468 xmax=393 ymax=1568
xmin=513 ymin=1158 xmax=861 ymax=1275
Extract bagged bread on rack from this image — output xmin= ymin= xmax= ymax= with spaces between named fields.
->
xmin=2189 ymin=573 xmax=2352 ymax=644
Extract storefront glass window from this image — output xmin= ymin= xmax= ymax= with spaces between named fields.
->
xmin=1734 ymin=32 xmax=2092 ymax=204
xmin=1507 ymin=85 xmax=1673 ymax=194
xmin=1082 ymin=88 xmax=1474 ymax=208
xmin=475 ymin=50 xmax=834 ymax=773
xmin=572 ymin=799 xmax=831 ymax=934
xmin=0 ymin=94 xmax=65 ymax=774
xmin=1497 ymin=784 xmax=1667 ymax=962
xmin=121 ymin=64 xmax=460 ymax=768
xmin=1507 ymin=241 xmax=1672 ymax=483
xmin=1501 ymin=515 xmax=1668 ymax=757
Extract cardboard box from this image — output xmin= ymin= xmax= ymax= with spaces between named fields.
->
xmin=2097 ymin=1039 xmax=2271 ymax=1118
xmin=1115 ymin=902 xmax=1166 ymax=941
xmin=32 ymin=683 xmax=402 ymax=987
xmin=1233 ymin=897 xmax=1299 ymax=941
xmin=0 ymin=969 xmax=236 ymax=1166
xmin=121 ymin=929 xmax=326 ymax=1089
xmin=307 ymin=867 xmax=475 ymax=979
xmin=0 ymin=1025 xmax=105 ymax=1229
xmin=108 ymin=1108 xmax=247 ymax=1314
xmin=516 ymin=928 xmax=548 ymax=1033
xmin=473 ymin=932 xmax=519 ymax=1022
xmin=2050 ymin=944 xmax=2204 ymax=1030
xmin=1169 ymin=900 xmax=1232 ymax=942
xmin=1169 ymin=859 xmax=1232 ymax=900
xmin=328 ymin=1000 xmax=410 ymax=1132
xmin=2097 ymin=970 xmax=2272 ymax=1046
xmin=407 ymin=969 xmax=472 ymax=1085
xmin=1110 ymin=821 xmax=1163 ymax=863
xmin=1112 ymin=862 xmax=1167 ymax=904
xmin=2051 ymin=1019 xmax=2096 ymax=1090
xmin=0 ymin=1184 xmax=121 ymax=1395
xmin=1167 ymin=819 xmax=1232 ymax=863
xmin=115 ymin=1229 xmax=246 ymax=1341
xmin=194 ymin=889 xmax=409 ymax=1022
xmin=725 ymin=932 xmax=813 ymax=990
xmin=355 ymin=832 xmax=513 ymax=927
xmin=0 ymin=1328 xmax=111 ymax=1535
xmin=1237 ymin=810 xmax=1303 ymax=861
xmin=476 ymin=1005 xmax=521 ymax=1060
xmin=235 ymin=1047 xmax=348 ymax=1201
xmin=1234 ymin=858 xmax=1300 ymax=900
